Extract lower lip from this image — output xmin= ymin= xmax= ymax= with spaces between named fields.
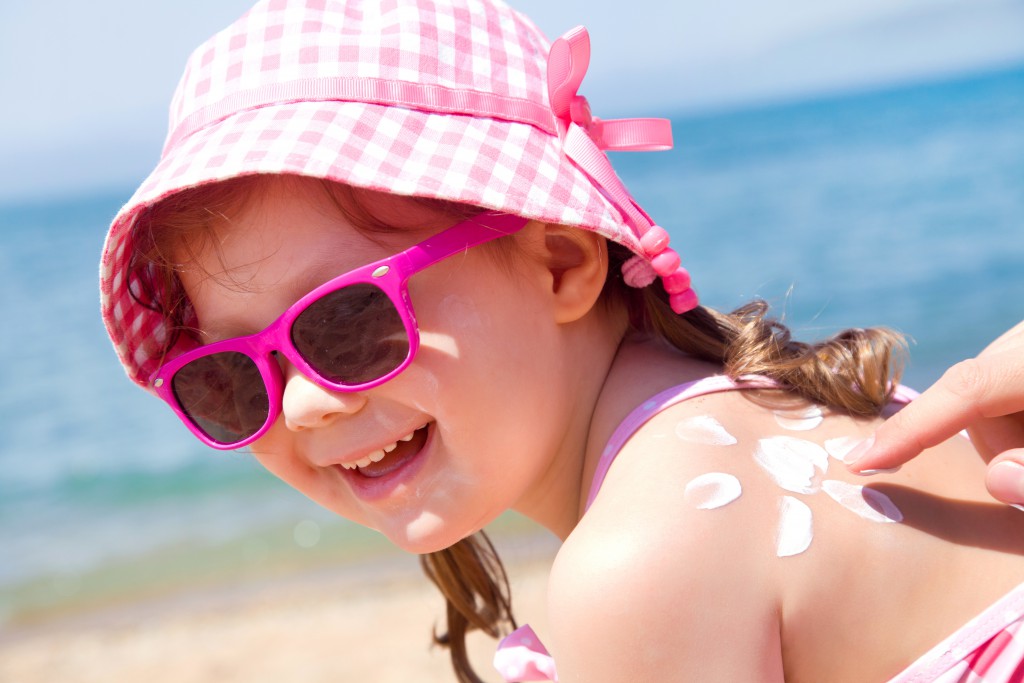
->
xmin=339 ymin=425 xmax=433 ymax=502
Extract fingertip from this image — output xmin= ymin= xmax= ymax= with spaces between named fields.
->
xmin=847 ymin=383 xmax=972 ymax=472
xmin=987 ymin=458 xmax=1024 ymax=505
xmin=845 ymin=427 xmax=915 ymax=473
xmin=853 ymin=465 xmax=902 ymax=477
xmin=844 ymin=435 xmax=876 ymax=472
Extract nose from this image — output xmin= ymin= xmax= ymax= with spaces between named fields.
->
xmin=280 ymin=362 xmax=367 ymax=432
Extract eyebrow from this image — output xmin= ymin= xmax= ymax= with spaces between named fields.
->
xmin=195 ymin=250 xmax=365 ymax=343
xmin=198 ymin=320 xmax=255 ymax=344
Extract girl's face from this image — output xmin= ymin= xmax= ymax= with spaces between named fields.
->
xmin=178 ymin=178 xmax=581 ymax=552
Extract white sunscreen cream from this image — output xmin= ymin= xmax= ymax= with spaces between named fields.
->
xmin=754 ymin=436 xmax=829 ymax=494
xmin=821 ymin=480 xmax=903 ymax=523
xmin=777 ymin=495 xmax=814 ymax=557
xmin=773 ymin=405 xmax=824 ymax=431
xmin=684 ymin=472 xmax=742 ymax=509
xmin=824 ymin=436 xmax=864 ymax=464
xmin=675 ymin=416 xmax=738 ymax=446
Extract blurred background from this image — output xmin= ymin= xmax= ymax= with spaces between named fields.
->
xmin=1 ymin=0 xmax=1022 ymax=678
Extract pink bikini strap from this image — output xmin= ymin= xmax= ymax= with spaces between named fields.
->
xmin=585 ymin=375 xmax=779 ymax=509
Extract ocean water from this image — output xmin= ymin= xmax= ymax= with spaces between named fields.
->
xmin=1 ymin=65 xmax=1022 ymax=625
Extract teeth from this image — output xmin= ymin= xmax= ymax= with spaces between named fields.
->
xmin=341 ymin=426 xmax=424 ymax=471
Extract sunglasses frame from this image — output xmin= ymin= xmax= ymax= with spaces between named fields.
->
xmin=150 ymin=212 xmax=529 ymax=449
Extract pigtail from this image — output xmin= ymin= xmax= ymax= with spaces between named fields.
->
xmin=607 ymin=242 xmax=907 ymax=416
xmin=420 ymin=532 xmax=517 ymax=683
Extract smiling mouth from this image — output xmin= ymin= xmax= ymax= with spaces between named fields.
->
xmin=341 ymin=424 xmax=430 ymax=478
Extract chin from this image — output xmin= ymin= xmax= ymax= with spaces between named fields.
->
xmin=382 ymin=512 xmax=482 ymax=555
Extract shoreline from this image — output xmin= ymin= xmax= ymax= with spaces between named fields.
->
xmin=0 ymin=530 xmax=558 ymax=683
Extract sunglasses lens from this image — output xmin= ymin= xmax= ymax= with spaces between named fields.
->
xmin=171 ymin=351 xmax=270 ymax=445
xmin=292 ymin=282 xmax=410 ymax=385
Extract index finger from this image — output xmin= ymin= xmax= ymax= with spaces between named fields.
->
xmin=849 ymin=351 xmax=1024 ymax=471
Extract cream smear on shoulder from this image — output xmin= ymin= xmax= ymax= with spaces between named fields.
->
xmin=773 ymin=405 xmax=823 ymax=431
xmin=753 ymin=436 xmax=829 ymax=494
xmin=668 ymin=411 xmax=905 ymax=560
xmin=675 ymin=416 xmax=737 ymax=446
xmin=824 ymin=436 xmax=864 ymax=464
xmin=776 ymin=496 xmax=813 ymax=557
xmin=684 ymin=473 xmax=742 ymax=509
xmin=821 ymin=480 xmax=903 ymax=523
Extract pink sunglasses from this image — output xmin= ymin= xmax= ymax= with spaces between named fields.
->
xmin=151 ymin=212 xmax=529 ymax=449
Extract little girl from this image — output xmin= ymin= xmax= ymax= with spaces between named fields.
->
xmin=99 ymin=1 xmax=1024 ymax=681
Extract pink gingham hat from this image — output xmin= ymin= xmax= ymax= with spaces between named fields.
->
xmin=99 ymin=0 xmax=698 ymax=388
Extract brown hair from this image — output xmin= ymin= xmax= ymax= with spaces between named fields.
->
xmin=128 ymin=175 xmax=904 ymax=682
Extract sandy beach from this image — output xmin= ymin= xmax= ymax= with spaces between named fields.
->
xmin=0 ymin=533 xmax=557 ymax=683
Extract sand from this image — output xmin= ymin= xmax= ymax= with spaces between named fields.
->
xmin=0 ymin=535 xmax=557 ymax=683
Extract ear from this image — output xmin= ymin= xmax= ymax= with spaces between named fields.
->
xmin=539 ymin=223 xmax=609 ymax=324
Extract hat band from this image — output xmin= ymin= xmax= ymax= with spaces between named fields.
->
xmin=165 ymin=76 xmax=559 ymax=154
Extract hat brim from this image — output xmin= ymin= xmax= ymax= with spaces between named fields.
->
xmin=100 ymin=99 xmax=633 ymax=387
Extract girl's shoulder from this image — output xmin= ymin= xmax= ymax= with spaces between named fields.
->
xmin=551 ymin=380 xmax=1024 ymax=681
xmin=546 ymin=385 xmax=814 ymax=681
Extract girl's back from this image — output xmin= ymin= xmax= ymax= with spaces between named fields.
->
xmin=546 ymin=339 xmax=1024 ymax=682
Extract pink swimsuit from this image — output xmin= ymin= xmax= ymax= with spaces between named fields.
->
xmin=493 ymin=376 xmax=1024 ymax=682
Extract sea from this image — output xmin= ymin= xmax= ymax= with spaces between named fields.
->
xmin=2 ymin=64 xmax=1022 ymax=627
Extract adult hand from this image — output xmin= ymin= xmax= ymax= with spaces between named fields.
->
xmin=848 ymin=320 xmax=1024 ymax=504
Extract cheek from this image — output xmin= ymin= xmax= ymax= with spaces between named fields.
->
xmin=426 ymin=285 xmax=547 ymax=371
xmin=418 ymin=277 xmax=564 ymax=427
xmin=248 ymin=429 xmax=323 ymax=495
xmin=438 ymin=293 xmax=488 ymax=331
xmin=248 ymin=437 xmax=303 ymax=483
xmin=417 ymin=294 xmax=480 ymax=363
xmin=405 ymin=295 xmax=489 ymax=411
xmin=406 ymin=258 xmax=566 ymax=434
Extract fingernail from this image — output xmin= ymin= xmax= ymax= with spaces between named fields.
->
xmin=987 ymin=461 xmax=1024 ymax=505
xmin=845 ymin=435 xmax=875 ymax=467
xmin=854 ymin=466 xmax=902 ymax=477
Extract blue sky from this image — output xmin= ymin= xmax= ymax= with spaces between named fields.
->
xmin=1 ymin=0 xmax=1022 ymax=203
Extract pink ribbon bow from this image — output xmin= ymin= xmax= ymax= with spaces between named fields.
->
xmin=548 ymin=27 xmax=673 ymax=153
xmin=546 ymin=27 xmax=697 ymax=314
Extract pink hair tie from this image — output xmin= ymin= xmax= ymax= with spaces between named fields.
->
xmin=621 ymin=255 xmax=658 ymax=287
xmin=621 ymin=223 xmax=699 ymax=314
xmin=621 ymin=258 xmax=699 ymax=313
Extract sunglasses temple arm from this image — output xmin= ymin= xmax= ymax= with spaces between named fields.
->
xmin=403 ymin=213 xmax=530 ymax=270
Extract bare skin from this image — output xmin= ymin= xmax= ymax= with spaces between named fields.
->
xmin=552 ymin=336 xmax=1024 ymax=681
xmin=175 ymin=176 xmax=1024 ymax=681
